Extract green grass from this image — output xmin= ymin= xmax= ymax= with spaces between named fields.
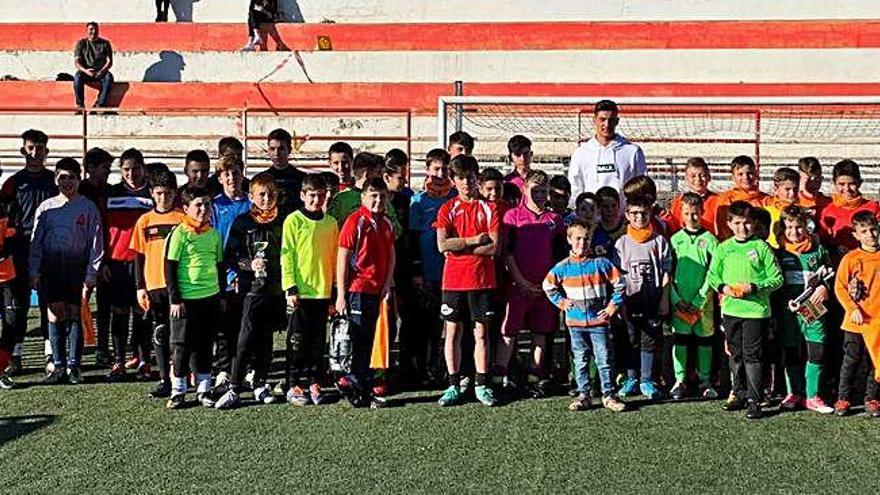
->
xmin=2 ymin=363 xmax=879 ymax=493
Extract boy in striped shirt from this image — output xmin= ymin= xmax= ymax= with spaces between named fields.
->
xmin=543 ymin=219 xmax=626 ymax=412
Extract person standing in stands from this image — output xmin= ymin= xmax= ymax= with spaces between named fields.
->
xmin=74 ymin=22 xmax=114 ymax=110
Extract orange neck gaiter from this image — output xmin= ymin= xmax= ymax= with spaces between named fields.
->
xmin=832 ymin=193 xmax=865 ymax=209
xmin=627 ymin=223 xmax=655 ymax=244
xmin=182 ymin=215 xmax=211 ymax=234
xmin=250 ymin=205 xmax=278 ymax=224
xmin=784 ymin=237 xmax=812 ymax=255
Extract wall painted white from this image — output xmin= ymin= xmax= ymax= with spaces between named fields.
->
xmin=4 ymin=49 xmax=880 ymax=84
xmin=2 ymin=0 xmax=880 ymax=23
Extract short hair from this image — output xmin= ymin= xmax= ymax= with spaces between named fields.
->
xmin=86 ymin=21 xmax=98 ymax=29
xmin=55 ymin=157 xmax=81 ymax=178
xmin=779 ymin=204 xmax=808 ymax=227
xmin=448 ymin=131 xmax=474 ymax=154
xmin=525 ymin=169 xmax=549 ymax=186
xmin=686 ymin=157 xmax=710 ymax=173
xmin=328 ymin=141 xmax=354 ymax=158
xmin=750 ymin=207 xmax=771 ymax=229
xmin=567 ymin=218 xmax=591 ymax=234
xmin=150 ymin=169 xmax=178 ymax=190
xmin=727 ymin=200 xmax=753 ymax=220
xmin=425 ymin=148 xmax=450 ymax=167
xmin=596 ymin=186 xmax=620 ymax=204
xmin=798 ymin=156 xmax=822 ymax=176
xmin=626 ymin=195 xmax=653 ymax=210
xmin=216 ymin=155 xmax=243 ymax=174
xmin=680 ymin=192 xmax=704 ymax=208
xmin=218 ymin=136 xmax=244 ymax=158
xmin=507 ymin=135 xmax=532 ymax=157
xmin=502 ymin=182 xmax=522 ymax=204
xmin=120 ymin=148 xmax=145 ymax=166
xmin=249 ymin=172 xmax=278 ymax=195
xmin=352 ymin=152 xmax=384 ymax=179
xmin=319 ymin=171 xmax=339 ymax=191
xmin=267 ymin=128 xmax=292 ymax=148
xmin=575 ymin=192 xmax=597 ymax=208
xmin=84 ymin=147 xmax=113 ymax=169
xmin=623 ymin=175 xmax=657 ymax=204
xmin=833 ymin=159 xmax=862 ymax=183
xmin=449 ymin=155 xmax=479 ymax=178
xmin=478 ymin=166 xmax=503 ymax=184
xmin=773 ymin=167 xmax=800 ymax=186
xmin=852 ymin=210 xmax=878 ymax=229
xmin=385 ymin=148 xmax=408 ymax=169
xmin=185 ymin=149 xmax=210 ymax=166
xmin=549 ymin=174 xmax=571 ymax=193
xmin=21 ymin=129 xmax=48 ymax=145
xmin=731 ymin=155 xmax=756 ymax=171
xmin=145 ymin=162 xmax=169 ymax=178
xmin=180 ymin=186 xmax=211 ymax=206
xmin=302 ymin=173 xmax=327 ymax=192
xmin=362 ymin=177 xmax=388 ymax=194
xmin=594 ymin=99 xmax=619 ymax=114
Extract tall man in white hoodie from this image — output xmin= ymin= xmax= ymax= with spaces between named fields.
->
xmin=568 ymin=100 xmax=647 ymax=208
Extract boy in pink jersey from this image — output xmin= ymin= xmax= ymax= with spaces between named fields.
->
xmin=493 ymin=170 xmax=566 ymax=398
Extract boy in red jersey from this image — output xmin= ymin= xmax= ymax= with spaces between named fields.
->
xmin=818 ymin=159 xmax=880 ymax=259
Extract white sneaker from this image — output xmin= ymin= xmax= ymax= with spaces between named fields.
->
xmin=214 ymin=390 xmax=240 ymax=410
xmin=254 ymin=384 xmax=275 ymax=404
xmin=214 ymin=371 xmax=229 ymax=389
xmin=197 ymin=392 xmax=216 ymax=408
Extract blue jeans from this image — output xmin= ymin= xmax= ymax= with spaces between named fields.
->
xmin=73 ymin=70 xmax=114 ymax=107
xmin=49 ymin=320 xmax=83 ymax=369
xmin=570 ymin=327 xmax=615 ymax=396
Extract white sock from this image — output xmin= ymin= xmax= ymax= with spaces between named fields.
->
xmin=196 ymin=374 xmax=211 ymax=394
xmin=44 ymin=339 xmax=52 ymax=356
xmin=172 ymin=376 xmax=187 ymax=395
xmin=12 ymin=343 xmax=22 ymax=357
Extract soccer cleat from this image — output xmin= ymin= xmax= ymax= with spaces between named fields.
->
xmin=699 ymin=382 xmax=719 ymax=400
xmin=106 ymin=363 xmax=126 ymax=382
xmin=214 ymin=390 xmax=240 ymax=410
xmin=254 ymin=384 xmax=275 ymax=405
xmin=0 ymin=373 xmax=14 ymax=390
xmin=370 ymin=396 xmax=389 ymax=409
xmin=746 ymin=400 xmax=763 ymax=420
xmin=618 ymin=378 xmax=639 ymax=397
xmin=125 ymin=356 xmax=141 ymax=370
xmin=474 ymin=385 xmax=497 ymax=407
xmin=44 ymin=369 xmax=66 ymax=385
xmin=149 ymin=380 xmax=171 ymax=399
xmin=834 ymin=399 xmax=851 ymax=417
xmin=309 ymin=383 xmax=325 ymax=405
xmin=602 ymin=395 xmax=627 ymax=412
xmin=866 ymin=399 xmax=880 ymax=418
xmin=286 ymin=385 xmax=310 ymax=406
xmin=4 ymin=356 xmax=22 ymax=376
xmin=45 ymin=358 xmax=55 ymax=375
xmin=67 ymin=367 xmax=82 ymax=385
xmin=137 ymin=363 xmax=153 ymax=381
xmin=438 ymin=386 xmax=463 ymax=407
xmin=166 ymin=394 xmax=186 ymax=409
xmin=670 ymin=381 xmax=686 ymax=401
xmin=780 ymin=394 xmax=805 ymax=411
xmin=805 ymin=397 xmax=834 ymax=415
xmin=529 ymin=379 xmax=552 ymax=400
xmin=214 ymin=371 xmax=229 ymax=389
xmin=723 ymin=395 xmax=747 ymax=412
xmin=639 ymin=381 xmax=663 ymax=401
xmin=197 ymin=392 xmax=216 ymax=408
xmin=568 ymin=395 xmax=591 ymax=411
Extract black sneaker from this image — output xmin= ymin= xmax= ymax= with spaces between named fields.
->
xmin=166 ymin=394 xmax=186 ymax=409
xmin=44 ymin=369 xmax=66 ymax=385
xmin=370 ymin=396 xmax=389 ymax=409
xmin=0 ymin=373 xmax=14 ymax=390
xmin=746 ymin=400 xmax=763 ymax=420
xmin=149 ymin=380 xmax=172 ymax=399
xmin=723 ymin=395 xmax=747 ymax=411
xmin=5 ymin=356 xmax=22 ymax=376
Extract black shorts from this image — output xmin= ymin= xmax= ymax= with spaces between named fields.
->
xmin=170 ymin=296 xmax=220 ymax=348
xmin=147 ymin=289 xmax=170 ymax=324
xmin=440 ymin=290 xmax=495 ymax=323
xmin=108 ymin=260 xmax=136 ymax=308
xmin=40 ymin=277 xmax=82 ymax=306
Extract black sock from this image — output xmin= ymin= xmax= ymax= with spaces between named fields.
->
xmin=448 ymin=373 xmax=460 ymax=388
xmin=475 ymin=372 xmax=488 ymax=387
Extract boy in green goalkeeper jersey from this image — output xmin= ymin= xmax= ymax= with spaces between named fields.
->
xmin=669 ymin=193 xmax=719 ymax=400
xmin=707 ymin=200 xmax=783 ymax=420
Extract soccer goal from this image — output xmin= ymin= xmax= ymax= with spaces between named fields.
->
xmin=437 ymin=96 xmax=880 ymax=194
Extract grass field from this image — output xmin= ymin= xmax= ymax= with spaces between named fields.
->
xmin=2 ymin=329 xmax=879 ymax=493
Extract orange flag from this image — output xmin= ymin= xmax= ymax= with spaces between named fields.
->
xmin=81 ymin=297 xmax=96 ymax=347
xmin=370 ymin=298 xmax=391 ymax=369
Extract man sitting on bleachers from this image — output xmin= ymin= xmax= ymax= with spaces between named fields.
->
xmin=74 ymin=22 xmax=114 ymax=110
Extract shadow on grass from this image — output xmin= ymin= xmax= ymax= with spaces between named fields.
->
xmin=0 ymin=415 xmax=55 ymax=447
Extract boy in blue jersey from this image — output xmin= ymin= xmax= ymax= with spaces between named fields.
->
xmin=544 ymin=219 xmax=627 ymax=412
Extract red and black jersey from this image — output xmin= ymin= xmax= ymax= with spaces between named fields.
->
xmin=0 ymin=168 xmax=58 ymax=240
xmin=106 ymin=181 xmax=153 ymax=262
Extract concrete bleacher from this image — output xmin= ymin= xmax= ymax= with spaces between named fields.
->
xmin=2 ymin=0 xmax=880 ymax=193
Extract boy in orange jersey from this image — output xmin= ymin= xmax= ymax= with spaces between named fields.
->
xmin=818 ymin=159 xmax=880 ymax=260
xmin=762 ymin=167 xmax=801 ymax=248
xmin=797 ymin=156 xmax=831 ymax=218
xmin=833 ymin=211 xmax=880 ymax=417
xmin=714 ymin=156 xmax=768 ymax=240
xmin=667 ymin=157 xmax=719 ymax=235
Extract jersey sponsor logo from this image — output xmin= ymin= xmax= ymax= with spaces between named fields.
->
xmin=145 ymin=224 xmax=177 ymax=241
xmin=628 ymin=260 xmax=655 ymax=286
xmin=440 ymin=303 xmax=454 ymax=316
xmin=596 ymin=163 xmax=617 ymax=174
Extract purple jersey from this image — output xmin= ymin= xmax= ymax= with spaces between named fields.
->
xmin=503 ymin=205 xmax=565 ymax=285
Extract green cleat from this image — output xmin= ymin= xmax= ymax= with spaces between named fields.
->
xmin=475 ymin=385 xmax=497 ymax=407
xmin=438 ymin=386 xmax=463 ymax=407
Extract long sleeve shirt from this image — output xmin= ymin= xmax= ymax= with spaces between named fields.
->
xmin=30 ymin=195 xmax=103 ymax=287
xmin=707 ymin=237 xmax=783 ymax=319
xmin=543 ymin=254 xmax=625 ymax=328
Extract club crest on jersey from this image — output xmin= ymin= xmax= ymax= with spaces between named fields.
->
xmin=596 ymin=163 xmax=617 ymax=174
xmin=807 ymin=256 xmax=818 ymax=269
xmin=747 ymin=249 xmax=759 ymax=262
xmin=698 ymin=239 xmax=707 ymax=249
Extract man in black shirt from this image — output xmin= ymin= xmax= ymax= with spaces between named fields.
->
xmin=74 ymin=22 xmax=114 ymax=109
xmin=263 ymin=129 xmax=307 ymax=215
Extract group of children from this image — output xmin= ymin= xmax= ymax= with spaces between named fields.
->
xmin=2 ymin=125 xmax=880 ymax=420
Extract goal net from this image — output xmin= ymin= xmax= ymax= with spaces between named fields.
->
xmin=437 ymin=96 xmax=880 ymax=195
